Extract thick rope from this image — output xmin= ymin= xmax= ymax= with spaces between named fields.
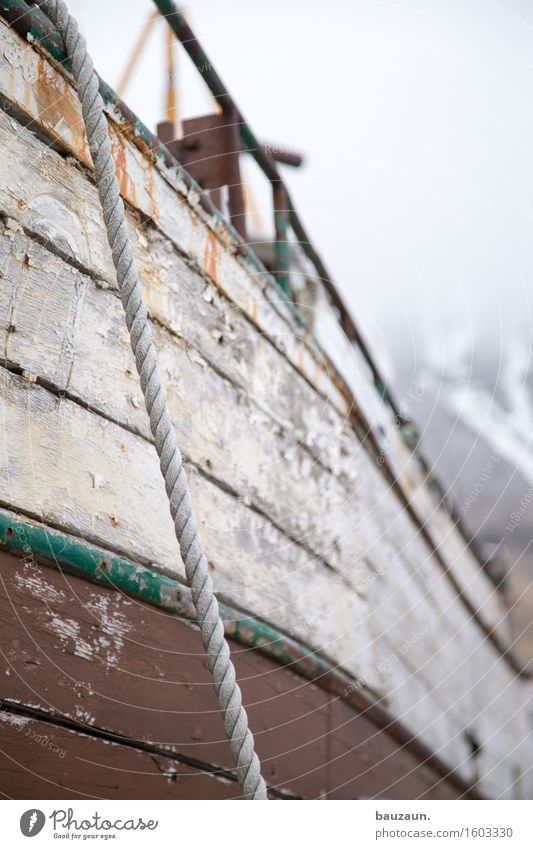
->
xmin=35 ymin=0 xmax=267 ymax=800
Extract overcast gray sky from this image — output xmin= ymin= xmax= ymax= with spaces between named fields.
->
xmin=70 ymin=0 xmax=533 ymax=381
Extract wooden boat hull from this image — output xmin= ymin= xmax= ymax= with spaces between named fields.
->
xmin=0 ymin=10 xmax=531 ymax=799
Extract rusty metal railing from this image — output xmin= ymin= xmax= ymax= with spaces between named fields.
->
xmin=151 ymin=0 xmax=399 ymax=412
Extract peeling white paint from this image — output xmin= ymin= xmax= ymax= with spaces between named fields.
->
xmin=0 ymin=711 xmax=30 ymax=728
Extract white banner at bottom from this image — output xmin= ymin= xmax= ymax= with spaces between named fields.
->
xmin=2 ymin=799 xmax=532 ymax=848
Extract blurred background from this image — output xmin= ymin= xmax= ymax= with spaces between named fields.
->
xmin=70 ymin=0 xmax=533 ymax=660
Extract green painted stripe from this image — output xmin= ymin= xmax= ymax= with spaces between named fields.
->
xmin=0 ymin=510 xmax=336 ymax=680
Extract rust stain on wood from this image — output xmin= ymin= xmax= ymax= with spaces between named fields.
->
xmin=33 ymin=55 xmax=89 ymax=160
xmin=143 ymin=158 xmax=159 ymax=221
xmin=110 ymin=129 xmax=136 ymax=208
xmin=204 ymin=231 xmax=219 ymax=286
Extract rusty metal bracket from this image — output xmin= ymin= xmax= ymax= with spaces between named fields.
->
xmin=158 ymin=110 xmax=246 ymax=240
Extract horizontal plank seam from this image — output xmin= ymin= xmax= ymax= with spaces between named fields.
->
xmin=0 ymin=91 xmax=70 ymax=159
xmin=0 ymin=701 xmax=293 ymax=799
xmin=0 ymin=211 xmax=104 ymax=282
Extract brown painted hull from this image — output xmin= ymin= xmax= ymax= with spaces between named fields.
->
xmin=0 ymin=549 xmax=470 ymax=800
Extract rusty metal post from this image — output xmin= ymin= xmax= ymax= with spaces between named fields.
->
xmin=156 ymin=119 xmax=176 ymax=150
xmin=273 ymin=185 xmax=291 ymax=298
xmin=225 ymin=107 xmax=246 ymax=241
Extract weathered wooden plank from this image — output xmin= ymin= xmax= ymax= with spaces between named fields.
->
xmin=365 ymin=532 xmax=530 ymax=795
xmin=0 ymin=548 xmax=478 ymax=799
xmin=0 ymin=712 xmax=239 ymax=799
xmin=352 ymin=496 xmax=530 ymax=793
xmin=327 ymin=697 xmax=461 ymax=800
xmin=362 ymin=446 xmax=508 ymax=639
xmin=379 ymin=629 xmax=531 ymax=801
